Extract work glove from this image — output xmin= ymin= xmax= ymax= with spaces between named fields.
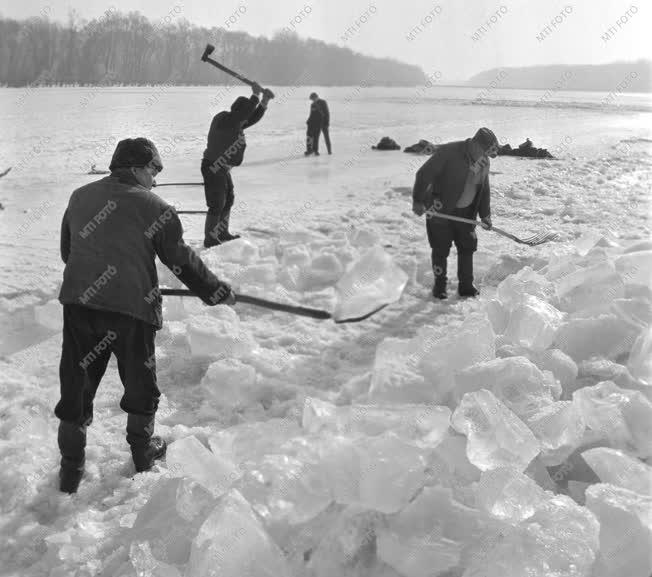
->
xmin=412 ymin=202 xmax=426 ymax=216
xmin=251 ymin=82 xmax=263 ymax=96
xmin=261 ymin=88 xmax=275 ymax=101
xmin=481 ymin=216 xmax=492 ymax=230
xmin=223 ymin=290 xmax=237 ymax=305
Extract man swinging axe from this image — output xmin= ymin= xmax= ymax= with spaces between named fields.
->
xmin=201 ymin=84 xmax=273 ymax=247
xmin=412 ymin=127 xmax=498 ymax=299
xmin=56 ymin=138 xmax=234 ymax=493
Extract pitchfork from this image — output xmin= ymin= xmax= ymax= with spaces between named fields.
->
xmin=428 ymin=212 xmax=560 ymax=246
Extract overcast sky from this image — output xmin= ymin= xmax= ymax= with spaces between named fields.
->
xmin=3 ymin=0 xmax=649 ymax=82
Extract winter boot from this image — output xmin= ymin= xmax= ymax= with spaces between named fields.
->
xmin=126 ymin=414 xmax=167 ymax=473
xmin=203 ymin=213 xmax=223 ymax=248
xmin=58 ymin=420 xmax=86 ymax=494
xmin=432 ymin=254 xmax=448 ymax=300
xmin=457 ymin=250 xmax=479 ymax=297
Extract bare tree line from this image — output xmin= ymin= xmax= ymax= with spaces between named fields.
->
xmin=0 ymin=11 xmax=425 ymax=87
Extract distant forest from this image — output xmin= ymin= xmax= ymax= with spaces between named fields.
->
xmin=0 ymin=12 xmax=425 ymax=87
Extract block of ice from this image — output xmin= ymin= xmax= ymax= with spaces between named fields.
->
xmin=185 ymin=489 xmax=292 ymax=577
xmin=200 ymin=358 xmax=259 ymax=410
xmin=128 ymin=478 xmax=217 ymax=565
xmin=33 ymin=299 xmax=63 ymax=330
xmin=377 ymin=486 xmax=500 ymax=577
xmin=208 ymin=418 xmax=301 ymax=466
xmin=585 ymin=483 xmax=652 ymax=577
xmin=368 ymin=346 xmax=433 ymax=404
xmin=524 ymin=400 xmax=586 ymax=465
xmin=348 ymin=227 xmax=380 ymax=248
xmin=301 ymin=397 xmax=451 ymax=445
xmin=573 ymin=230 xmax=603 ymax=256
xmin=628 ymin=325 xmax=652 ymax=384
xmin=426 ymin=434 xmax=482 ymax=491
xmin=306 ymin=252 xmax=346 ymax=288
xmin=454 ymin=357 xmax=556 ymax=418
xmin=306 ymin=506 xmax=385 ymax=577
xmin=582 ymin=447 xmax=652 ymax=496
xmin=129 ymin=542 xmax=181 ymax=577
xmin=553 ymin=313 xmax=640 ymax=362
xmin=185 ymin=314 xmax=256 ymax=359
xmin=496 ymin=266 xmax=554 ymax=308
xmin=577 ymin=358 xmax=648 ymax=397
xmin=503 ymin=294 xmax=564 ymax=351
xmin=475 ymin=467 xmax=547 ymax=522
xmin=237 ymin=263 xmax=277 ymax=287
xmin=237 ymin=452 xmax=332 ymax=525
xmin=529 ymin=348 xmax=578 ymax=395
xmin=207 ymin=237 xmax=259 ymax=265
xmin=451 ymin=389 xmax=540 ymax=471
xmin=573 ymin=381 xmax=652 ymax=458
xmin=464 ymin=494 xmax=599 ymax=577
xmin=555 ymin=261 xmax=625 ymax=313
xmin=166 ymin=435 xmax=241 ymax=496
xmin=320 ymin=433 xmax=427 ymax=514
xmin=333 ymin=246 xmax=407 ymax=322
xmin=486 ymin=298 xmax=509 ymax=335
xmin=615 ymin=250 xmax=652 ymax=290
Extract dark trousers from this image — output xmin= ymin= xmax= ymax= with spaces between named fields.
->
xmin=426 ymin=205 xmax=478 ymax=290
xmin=322 ymin=125 xmax=332 ymax=154
xmin=55 ymin=304 xmax=159 ymax=427
xmin=306 ymin=124 xmax=321 ymax=154
xmin=201 ymin=159 xmax=235 ymax=242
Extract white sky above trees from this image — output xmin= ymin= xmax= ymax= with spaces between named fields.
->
xmin=3 ymin=0 xmax=649 ymax=83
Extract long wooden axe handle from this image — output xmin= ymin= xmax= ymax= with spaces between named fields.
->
xmin=160 ymin=288 xmax=330 ymax=320
xmin=201 ymin=43 xmax=275 ymax=98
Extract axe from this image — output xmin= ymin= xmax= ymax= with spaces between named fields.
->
xmin=201 ymin=43 xmax=274 ymax=99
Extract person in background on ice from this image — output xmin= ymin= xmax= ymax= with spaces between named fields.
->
xmin=56 ymin=138 xmax=234 ymax=493
xmin=305 ymin=92 xmax=331 ymax=155
xmin=412 ymin=127 xmax=498 ymax=300
xmin=202 ymin=83 xmax=273 ymax=247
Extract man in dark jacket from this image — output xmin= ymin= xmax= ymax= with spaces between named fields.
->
xmin=305 ymin=92 xmax=331 ymax=155
xmin=57 ymin=138 xmax=234 ymax=493
xmin=412 ymin=127 xmax=498 ymax=299
xmin=202 ymin=83 xmax=272 ymax=247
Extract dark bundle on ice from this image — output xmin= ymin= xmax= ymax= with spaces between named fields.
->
xmin=497 ymin=139 xmax=554 ymax=158
xmin=403 ymin=139 xmax=439 ymax=154
xmin=372 ymin=136 xmax=401 ymax=150
xmin=0 ymin=167 xmax=11 ymax=178
xmin=87 ymin=164 xmax=110 ymax=175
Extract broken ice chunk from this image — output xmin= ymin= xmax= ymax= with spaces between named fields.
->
xmin=129 ymin=478 xmax=217 ymax=565
xmin=166 ymin=435 xmax=241 ymax=496
xmin=503 ymin=295 xmax=564 ymax=351
xmin=573 ymin=381 xmax=652 ymax=458
xmin=555 ymin=261 xmax=625 ymax=313
xmin=451 ymin=389 xmax=540 ymax=471
xmin=333 ymin=246 xmax=407 ymax=322
xmin=377 ymin=486 xmax=500 ymax=577
xmin=185 ymin=489 xmax=292 ymax=577
xmin=205 ymin=237 xmax=259 ymax=265
xmin=582 ymin=447 xmax=652 ymax=496
xmin=586 ymin=483 xmax=652 ymax=577
xmin=454 ymin=357 xmax=556 ymax=418
xmin=129 ymin=541 xmax=181 ymax=577
xmin=185 ymin=313 xmax=256 ymax=359
xmin=237 ymin=453 xmax=332 ymax=525
xmin=529 ymin=348 xmax=578 ymax=395
xmin=628 ymin=325 xmax=652 ymax=384
xmin=475 ymin=467 xmax=547 ymax=522
xmin=200 ymin=358 xmax=259 ymax=410
xmin=524 ymin=400 xmax=586 ymax=466
xmin=615 ymin=249 xmax=652 ymax=291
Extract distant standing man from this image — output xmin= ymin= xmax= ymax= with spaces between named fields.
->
xmin=412 ymin=127 xmax=498 ymax=300
xmin=202 ymin=83 xmax=273 ymax=247
xmin=57 ymin=138 xmax=234 ymax=493
xmin=305 ymin=92 xmax=331 ymax=156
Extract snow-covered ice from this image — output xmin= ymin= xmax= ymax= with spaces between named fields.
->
xmin=0 ymin=85 xmax=650 ymax=577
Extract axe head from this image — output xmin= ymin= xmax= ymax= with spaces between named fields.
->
xmin=201 ymin=44 xmax=215 ymax=62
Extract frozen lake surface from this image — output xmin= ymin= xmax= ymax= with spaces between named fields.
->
xmin=0 ymin=85 xmax=651 ymax=576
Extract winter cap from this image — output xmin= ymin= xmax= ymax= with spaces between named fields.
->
xmin=231 ymin=96 xmax=251 ymax=115
xmin=473 ymin=127 xmax=499 ymax=151
xmin=109 ymin=138 xmax=163 ymax=172
xmin=309 ymin=92 xmax=318 ymax=99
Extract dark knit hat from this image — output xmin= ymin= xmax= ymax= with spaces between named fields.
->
xmin=231 ymin=96 xmax=251 ymax=115
xmin=473 ymin=127 xmax=499 ymax=151
xmin=109 ymin=138 xmax=163 ymax=172
xmin=309 ymin=92 xmax=318 ymax=99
